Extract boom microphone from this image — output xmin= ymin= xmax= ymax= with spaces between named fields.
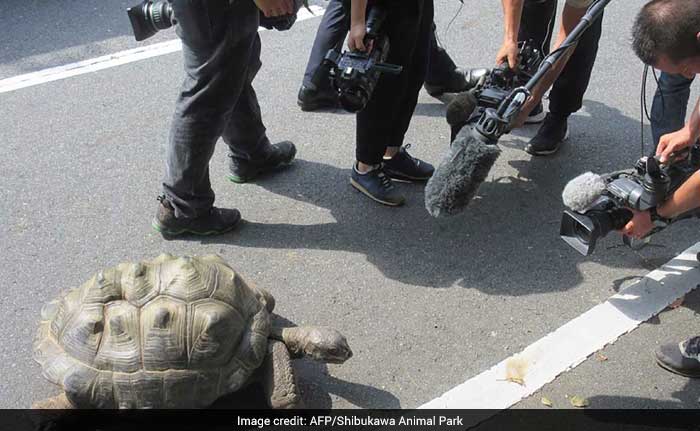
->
xmin=425 ymin=124 xmax=501 ymax=217
xmin=445 ymin=91 xmax=478 ymax=141
xmin=562 ymin=172 xmax=606 ymax=212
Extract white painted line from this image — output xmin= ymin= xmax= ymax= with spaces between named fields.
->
xmin=0 ymin=5 xmax=325 ymax=94
xmin=421 ymin=242 xmax=700 ymax=416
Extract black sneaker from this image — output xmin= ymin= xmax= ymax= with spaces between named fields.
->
xmin=655 ymin=336 xmax=700 ymax=378
xmin=383 ymin=145 xmax=434 ymax=182
xmin=152 ymin=196 xmax=242 ymax=237
xmin=525 ymin=102 xmax=545 ymax=124
xmin=424 ymin=68 xmax=470 ymax=97
xmin=525 ymin=113 xmax=569 ymax=156
xmin=228 ymin=141 xmax=297 ymax=184
xmin=350 ymin=164 xmax=405 ymax=206
xmin=297 ymin=85 xmax=339 ymax=112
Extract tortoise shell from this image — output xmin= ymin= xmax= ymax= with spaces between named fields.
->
xmin=33 ymin=254 xmax=273 ymax=408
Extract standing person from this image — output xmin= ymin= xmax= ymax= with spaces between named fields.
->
xmin=153 ymin=0 xmax=298 ymax=237
xmin=498 ymin=0 xmax=603 ymax=155
xmin=297 ymin=0 xmax=468 ymax=111
xmin=348 ymin=0 xmax=435 ymax=206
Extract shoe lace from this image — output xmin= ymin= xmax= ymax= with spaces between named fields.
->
xmin=377 ymin=171 xmax=393 ymax=190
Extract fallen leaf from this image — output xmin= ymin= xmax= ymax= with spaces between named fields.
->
xmin=669 ymin=297 xmax=685 ymax=309
xmin=595 ymin=353 xmax=608 ymax=362
xmin=570 ymin=396 xmax=589 ymax=408
xmin=541 ymin=397 xmax=553 ymax=407
xmin=505 ymin=376 xmax=525 ymax=386
xmin=505 ymin=357 xmax=528 ymax=386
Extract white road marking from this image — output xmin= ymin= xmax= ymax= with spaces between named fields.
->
xmin=421 ymin=242 xmax=700 ymax=417
xmin=0 ymin=5 xmax=325 ymax=94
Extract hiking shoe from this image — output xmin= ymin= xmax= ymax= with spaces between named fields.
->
xmin=525 ymin=102 xmax=546 ymax=124
xmin=655 ymin=336 xmax=700 ymax=378
xmin=152 ymin=195 xmax=241 ymax=237
xmin=424 ymin=68 xmax=470 ymax=97
xmin=383 ymin=145 xmax=434 ymax=182
xmin=297 ymin=85 xmax=339 ymax=112
xmin=350 ymin=164 xmax=405 ymax=206
xmin=525 ymin=113 xmax=569 ymax=156
xmin=228 ymin=141 xmax=297 ymax=184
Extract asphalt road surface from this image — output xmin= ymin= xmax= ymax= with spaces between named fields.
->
xmin=2 ymin=0 xmax=700 ymax=413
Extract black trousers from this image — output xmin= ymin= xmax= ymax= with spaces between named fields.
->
xmin=163 ymin=0 xmax=270 ymax=218
xmin=356 ymin=0 xmax=434 ymax=165
xmin=302 ymin=0 xmax=452 ymax=90
xmin=520 ymin=0 xmax=603 ymax=117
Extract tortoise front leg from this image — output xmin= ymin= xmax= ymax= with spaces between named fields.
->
xmin=263 ymin=340 xmax=303 ymax=409
xmin=32 ymin=392 xmax=75 ymax=409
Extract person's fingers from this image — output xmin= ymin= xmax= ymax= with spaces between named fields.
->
xmin=282 ymin=0 xmax=293 ymax=15
xmin=508 ymin=53 xmax=518 ymax=70
xmin=661 ymin=144 xmax=677 ymax=163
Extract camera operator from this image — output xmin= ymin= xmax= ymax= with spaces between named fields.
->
xmin=629 ymin=0 xmax=700 ymax=378
xmin=347 ymin=0 xmax=435 ymax=206
xmin=151 ymin=0 xmax=299 ymax=237
xmin=498 ymin=0 xmax=603 ymax=156
xmin=297 ymin=0 xmax=469 ymax=111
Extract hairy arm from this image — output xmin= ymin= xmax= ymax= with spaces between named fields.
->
xmin=497 ymin=0 xmax=524 ymax=69
xmin=657 ymin=97 xmax=700 ymax=163
xmin=658 ymin=171 xmax=700 ymax=219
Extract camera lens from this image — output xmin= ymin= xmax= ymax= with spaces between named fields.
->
xmin=149 ymin=1 xmax=175 ymax=30
xmin=127 ymin=0 xmax=175 ymax=42
xmin=573 ymin=222 xmax=592 ymax=245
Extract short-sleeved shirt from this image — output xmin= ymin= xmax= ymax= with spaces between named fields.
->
xmin=566 ymin=0 xmax=594 ymax=8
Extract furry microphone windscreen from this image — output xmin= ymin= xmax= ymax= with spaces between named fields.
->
xmin=425 ymin=125 xmax=501 ymax=217
xmin=561 ymin=172 xmax=606 ymax=212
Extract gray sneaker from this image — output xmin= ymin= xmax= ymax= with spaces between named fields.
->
xmin=655 ymin=336 xmax=700 ymax=378
xmin=350 ymin=164 xmax=405 ymax=206
xmin=152 ymin=196 xmax=242 ymax=238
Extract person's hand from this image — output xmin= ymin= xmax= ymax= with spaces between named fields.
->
xmin=254 ymin=0 xmax=294 ymax=18
xmin=496 ymin=40 xmax=519 ymax=70
xmin=620 ymin=209 xmax=654 ymax=239
xmin=656 ymin=126 xmax=693 ymax=163
xmin=348 ymin=23 xmax=369 ymax=52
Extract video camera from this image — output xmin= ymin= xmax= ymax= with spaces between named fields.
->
xmin=560 ymin=145 xmax=700 ymax=256
xmin=446 ymin=40 xmax=544 ymax=141
xmin=126 ymin=0 xmax=307 ymax=42
xmin=313 ymin=5 xmax=402 ymax=113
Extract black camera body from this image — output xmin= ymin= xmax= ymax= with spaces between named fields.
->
xmin=561 ymin=146 xmax=700 ymax=256
xmin=127 ymin=0 xmax=306 ymax=42
xmin=316 ymin=5 xmax=402 ymax=113
xmin=448 ymin=41 xmax=543 ymax=141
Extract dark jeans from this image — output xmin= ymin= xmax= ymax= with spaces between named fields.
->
xmin=356 ymin=0 xmax=434 ymax=165
xmin=651 ymin=72 xmax=694 ymax=148
xmin=302 ymin=0 xmax=453 ymax=91
xmin=163 ymin=0 xmax=271 ymax=218
xmin=520 ymin=0 xmax=603 ymax=117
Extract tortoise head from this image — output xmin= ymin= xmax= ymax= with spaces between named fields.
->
xmin=280 ymin=326 xmax=353 ymax=364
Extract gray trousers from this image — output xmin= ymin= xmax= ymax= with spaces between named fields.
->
xmin=163 ymin=0 xmax=271 ymax=218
